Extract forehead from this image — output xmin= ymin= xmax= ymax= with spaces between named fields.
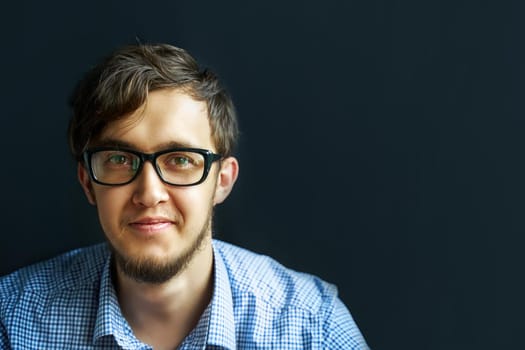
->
xmin=97 ymin=89 xmax=214 ymax=152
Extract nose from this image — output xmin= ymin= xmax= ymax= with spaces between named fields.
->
xmin=132 ymin=161 xmax=170 ymax=207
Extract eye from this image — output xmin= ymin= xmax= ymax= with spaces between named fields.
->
xmin=175 ymin=156 xmax=190 ymax=166
xmin=100 ymin=151 xmax=139 ymax=171
xmin=168 ymin=155 xmax=193 ymax=167
xmin=108 ymin=154 xmax=130 ymax=165
xmin=163 ymin=152 xmax=201 ymax=170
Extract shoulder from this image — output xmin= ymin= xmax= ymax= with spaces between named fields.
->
xmin=213 ymin=239 xmax=337 ymax=314
xmin=213 ymin=240 xmax=369 ymax=348
xmin=0 ymin=244 xmax=112 ymax=347
xmin=0 ymin=243 xmax=109 ymax=306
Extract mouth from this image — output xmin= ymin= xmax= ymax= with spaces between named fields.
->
xmin=129 ymin=217 xmax=175 ymax=234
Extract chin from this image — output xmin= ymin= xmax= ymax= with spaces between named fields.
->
xmin=111 ymin=228 xmax=211 ymax=284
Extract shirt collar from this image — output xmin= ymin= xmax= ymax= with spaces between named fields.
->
xmin=93 ymin=251 xmax=144 ymax=349
xmin=206 ymin=240 xmax=237 ymax=349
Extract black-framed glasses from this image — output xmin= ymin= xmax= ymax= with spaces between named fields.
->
xmin=83 ymin=147 xmax=222 ymax=186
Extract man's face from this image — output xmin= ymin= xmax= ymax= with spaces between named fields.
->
xmin=78 ymin=89 xmax=237 ymax=283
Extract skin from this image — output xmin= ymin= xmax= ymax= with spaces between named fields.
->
xmin=77 ymin=88 xmax=239 ymax=349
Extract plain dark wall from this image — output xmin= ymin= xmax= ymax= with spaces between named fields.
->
xmin=1 ymin=1 xmax=524 ymax=348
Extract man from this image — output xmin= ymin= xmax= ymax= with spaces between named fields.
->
xmin=0 ymin=43 xmax=368 ymax=349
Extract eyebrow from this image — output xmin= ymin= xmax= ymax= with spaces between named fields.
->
xmin=93 ymin=139 xmax=199 ymax=151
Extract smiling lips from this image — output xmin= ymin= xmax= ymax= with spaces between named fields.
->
xmin=129 ymin=217 xmax=175 ymax=234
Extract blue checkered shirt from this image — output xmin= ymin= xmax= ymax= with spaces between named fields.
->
xmin=0 ymin=240 xmax=368 ymax=349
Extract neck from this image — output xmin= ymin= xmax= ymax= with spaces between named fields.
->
xmin=114 ymin=236 xmax=214 ymax=349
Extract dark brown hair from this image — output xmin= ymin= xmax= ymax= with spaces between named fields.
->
xmin=68 ymin=43 xmax=238 ymax=160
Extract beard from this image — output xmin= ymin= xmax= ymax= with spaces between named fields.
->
xmin=110 ymin=205 xmax=213 ymax=284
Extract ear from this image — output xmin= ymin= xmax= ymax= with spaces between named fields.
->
xmin=77 ymin=163 xmax=97 ymax=205
xmin=213 ymin=157 xmax=239 ymax=205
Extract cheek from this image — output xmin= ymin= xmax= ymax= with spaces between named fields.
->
xmin=92 ymin=188 xmax=129 ymax=230
xmin=170 ymin=185 xmax=216 ymax=218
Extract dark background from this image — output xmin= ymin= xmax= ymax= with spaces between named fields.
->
xmin=1 ymin=1 xmax=524 ymax=348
